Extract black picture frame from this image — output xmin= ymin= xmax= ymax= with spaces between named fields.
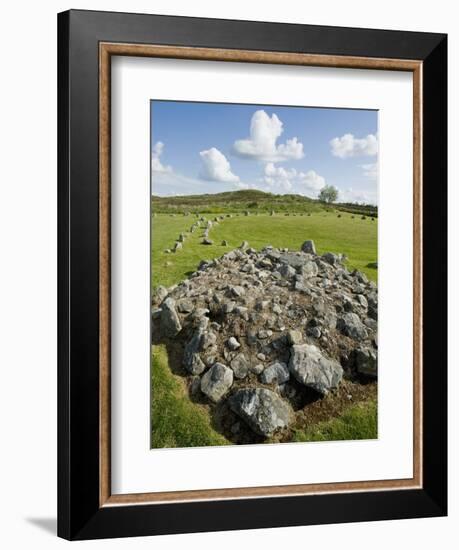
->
xmin=58 ymin=9 xmax=447 ymax=540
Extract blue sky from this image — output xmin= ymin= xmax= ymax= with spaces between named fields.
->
xmin=151 ymin=101 xmax=378 ymax=205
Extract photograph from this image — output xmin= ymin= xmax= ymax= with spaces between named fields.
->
xmin=150 ymin=100 xmax=379 ymax=448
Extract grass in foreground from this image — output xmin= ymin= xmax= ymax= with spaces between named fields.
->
xmin=292 ymin=399 xmax=378 ymax=443
xmin=151 ymin=345 xmax=229 ymax=448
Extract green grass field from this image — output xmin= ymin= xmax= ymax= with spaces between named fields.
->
xmin=292 ymin=399 xmax=378 ymax=442
xmin=151 ymin=204 xmax=378 ymax=447
xmin=152 ymin=211 xmax=377 ymax=289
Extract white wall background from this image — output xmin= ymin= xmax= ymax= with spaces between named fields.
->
xmin=0 ymin=1 xmax=456 ymax=548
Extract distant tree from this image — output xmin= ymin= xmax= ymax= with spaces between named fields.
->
xmin=319 ymin=185 xmax=339 ymax=204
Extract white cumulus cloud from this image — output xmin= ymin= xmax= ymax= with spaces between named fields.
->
xmin=330 ymin=133 xmax=378 ymax=159
xmin=262 ymin=162 xmax=325 ymax=197
xmin=151 ymin=141 xmax=172 ymax=173
xmin=233 ymin=110 xmax=304 ymax=162
xmin=199 ymin=147 xmax=240 ymax=183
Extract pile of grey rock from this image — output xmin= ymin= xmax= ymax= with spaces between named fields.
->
xmin=152 ymin=240 xmax=377 ymax=438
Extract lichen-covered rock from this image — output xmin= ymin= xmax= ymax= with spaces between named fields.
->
xmin=289 ymin=343 xmax=343 ymax=395
xmin=229 ymin=388 xmax=293 ymax=436
xmin=200 ymin=363 xmax=233 ymax=402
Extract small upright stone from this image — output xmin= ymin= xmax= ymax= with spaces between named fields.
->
xmin=160 ymin=298 xmax=182 ymax=337
xmin=301 ymin=240 xmax=316 ymax=254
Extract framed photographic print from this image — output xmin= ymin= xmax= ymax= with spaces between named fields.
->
xmin=57 ymin=9 xmax=447 ymax=540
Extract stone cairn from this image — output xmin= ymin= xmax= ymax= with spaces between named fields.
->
xmin=152 ymin=240 xmax=377 ymax=440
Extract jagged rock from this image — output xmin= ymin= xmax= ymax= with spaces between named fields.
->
xmin=200 ymin=363 xmax=233 ymax=402
xmin=260 ymin=361 xmax=290 ymax=385
xmin=222 ymin=240 xmax=228 ymax=246
xmin=183 ymin=327 xmax=206 ymax=375
xmin=301 ymin=240 xmax=316 ymax=254
xmin=355 ymin=347 xmax=377 ymax=377
xmin=337 ymin=312 xmax=368 ymax=341
xmin=239 ymin=240 xmax=249 ymax=250
xmin=202 ymin=238 xmax=213 ymax=245
xmin=174 ymin=242 xmax=183 ymax=252
xmin=289 ymin=343 xmax=343 ymax=395
xmin=229 ymin=388 xmax=293 ymax=436
xmin=160 ymin=298 xmax=182 ymax=337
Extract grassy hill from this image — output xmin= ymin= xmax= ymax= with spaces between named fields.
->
xmin=152 ymin=189 xmax=378 ymax=217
